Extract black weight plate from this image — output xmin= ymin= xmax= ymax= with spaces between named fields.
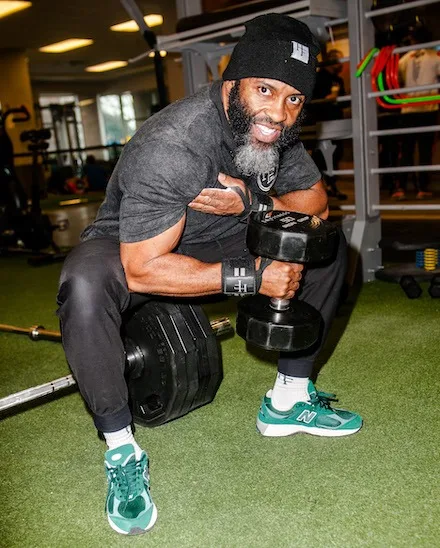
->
xmin=123 ymin=300 xmax=197 ymax=427
xmin=181 ymin=304 xmax=223 ymax=410
xmin=236 ymin=294 xmax=322 ymax=352
xmin=171 ymin=303 xmax=201 ymax=419
xmin=247 ymin=211 xmax=338 ymax=263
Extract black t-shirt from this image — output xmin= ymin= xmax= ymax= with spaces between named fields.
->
xmin=81 ymin=81 xmax=321 ymax=246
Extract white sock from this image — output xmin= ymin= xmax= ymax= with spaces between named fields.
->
xmin=103 ymin=426 xmax=144 ymax=460
xmin=271 ymin=373 xmax=310 ymax=412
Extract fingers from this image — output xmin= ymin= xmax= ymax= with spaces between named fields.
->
xmin=188 ymin=188 xmax=244 ymax=215
xmin=260 ymin=260 xmax=305 ymax=299
xmin=218 ymin=172 xmax=245 ymax=189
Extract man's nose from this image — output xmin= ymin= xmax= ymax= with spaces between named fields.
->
xmin=265 ymin=99 xmax=288 ymax=124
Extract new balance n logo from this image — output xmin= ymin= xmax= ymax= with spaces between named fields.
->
xmin=296 ymin=410 xmax=317 ymax=424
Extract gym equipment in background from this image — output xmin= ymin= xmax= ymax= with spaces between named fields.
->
xmin=121 ymin=0 xmax=168 ymax=110
xmin=0 ymin=126 xmax=69 ymax=264
xmin=236 ymin=211 xmax=338 ymax=352
xmin=0 ymin=300 xmax=233 ymax=427
xmin=399 ymin=275 xmax=423 ymax=299
xmin=428 ymin=275 xmax=440 ymax=298
xmin=376 ymin=236 xmax=440 ymax=298
xmin=0 ymin=104 xmax=30 ymax=215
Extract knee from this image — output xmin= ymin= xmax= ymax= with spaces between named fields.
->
xmin=57 ymin=245 xmax=128 ymax=313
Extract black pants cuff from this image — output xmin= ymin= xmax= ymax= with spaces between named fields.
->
xmin=93 ymin=405 xmax=132 ymax=433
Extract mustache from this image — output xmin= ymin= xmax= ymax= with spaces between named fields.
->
xmin=252 ymin=116 xmax=285 ymax=131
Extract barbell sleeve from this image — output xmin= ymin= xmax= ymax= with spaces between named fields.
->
xmin=0 ymin=375 xmax=76 ymax=412
xmin=0 ymin=317 xmax=233 ymax=343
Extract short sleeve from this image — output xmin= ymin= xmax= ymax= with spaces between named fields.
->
xmin=118 ymin=141 xmax=212 ymax=242
xmin=274 ymin=141 xmax=322 ymax=196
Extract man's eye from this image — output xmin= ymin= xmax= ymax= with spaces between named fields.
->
xmin=259 ymin=86 xmax=270 ymax=95
xmin=289 ymin=96 xmax=303 ymax=105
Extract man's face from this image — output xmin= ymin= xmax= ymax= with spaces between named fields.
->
xmin=226 ymin=78 xmax=306 ymax=176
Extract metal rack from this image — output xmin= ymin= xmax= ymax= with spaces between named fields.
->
xmin=132 ymin=0 xmax=440 ymax=282
xmin=131 ymin=1 xmax=347 ymax=95
xmin=347 ymin=0 xmax=440 ymax=281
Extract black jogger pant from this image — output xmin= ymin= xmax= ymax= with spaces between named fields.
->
xmin=57 ymin=228 xmax=347 ymax=432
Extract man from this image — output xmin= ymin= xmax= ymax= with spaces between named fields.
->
xmin=310 ymin=48 xmax=348 ymax=200
xmin=392 ymin=26 xmax=440 ymax=200
xmin=57 ymin=14 xmax=362 ymax=536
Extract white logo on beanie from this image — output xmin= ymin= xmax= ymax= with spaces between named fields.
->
xmin=291 ymin=41 xmax=309 ymax=64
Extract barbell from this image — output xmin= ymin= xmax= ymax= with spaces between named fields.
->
xmin=0 ymin=301 xmax=232 ymax=426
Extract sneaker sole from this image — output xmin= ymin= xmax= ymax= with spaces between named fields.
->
xmin=108 ymin=503 xmax=158 ymax=535
xmin=256 ymin=418 xmax=362 ymax=437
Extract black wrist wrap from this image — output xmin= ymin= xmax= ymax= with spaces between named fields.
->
xmin=222 ymin=256 xmax=257 ymax=296
xmin=255 ymin=257 xmax=273 ymax=290
xmin=231 ymin=186 xmax=273 ymax=220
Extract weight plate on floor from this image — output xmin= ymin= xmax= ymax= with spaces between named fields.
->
xmin=123 ymin=300 xmax=222 ymax=427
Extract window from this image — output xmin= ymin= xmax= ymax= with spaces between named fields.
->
xmin=38 ymin=94 xmax=85 ymax=154
xmin=98 ymin=92 xmax=137 ymax=145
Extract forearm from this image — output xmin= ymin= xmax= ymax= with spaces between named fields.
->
xmin=126 ymin=253 xmax=222 ymax=297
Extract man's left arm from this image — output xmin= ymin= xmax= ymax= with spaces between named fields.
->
xmin=272 ymin=178 xmax=329 ymax=219
xmin=188 ymin=173 xmax=329 ymax=219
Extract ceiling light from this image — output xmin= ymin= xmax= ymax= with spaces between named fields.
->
xmin=85 ymin=61 xmax=128 ymax=73
xmin=0 ymin=1 xmax=31 ymax=19
xmin=78 ymin=98 xmax=95 ymax=107
xmin=110 ymin=14 xmax=163 ymax=32
xmin=39 ymin=38 xmax=93 ymax=53
xmin=148 ymin=50 xmax=167 ymax=58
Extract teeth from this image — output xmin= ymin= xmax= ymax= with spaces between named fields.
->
xmin=256 ymin=124 xmax=276 ymax=136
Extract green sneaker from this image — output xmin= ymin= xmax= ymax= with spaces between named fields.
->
xmin=105 ymin=444 xmax=157 ymax=535
xmin=256 ymin=381 xmax=362 ymax=437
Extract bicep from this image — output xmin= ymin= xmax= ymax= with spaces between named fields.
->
xmin=277 ymin=180 xmax=329 ymax=218
xmin=121 ymin=215 xmax=186 ymax=281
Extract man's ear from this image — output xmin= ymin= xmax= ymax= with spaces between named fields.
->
xmin=223 ymin=80 xmax=235 ymax=93
xmin=221 ymin=80 xmax=236 ymax=113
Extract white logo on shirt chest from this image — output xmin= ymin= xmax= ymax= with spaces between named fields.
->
xmin=257 ymin=166 xmax=278 ymax=192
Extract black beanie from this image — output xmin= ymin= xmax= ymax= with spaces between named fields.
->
xmin=223 ymin=13 xmax=321 ymax=101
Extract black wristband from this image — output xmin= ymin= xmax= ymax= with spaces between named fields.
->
xmin=255 ymin=257 xmax=273 ymax=291
xmin=250 ymin=191 xmax=274 ymax=213
xmin=222 ymin=256 xmax=257 ymax=296
xmin=231 ymin=185 xmax=273 ymax=220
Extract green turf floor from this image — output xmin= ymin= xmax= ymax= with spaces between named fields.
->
xmin=0 ymin=256 xmax=439 ymax=547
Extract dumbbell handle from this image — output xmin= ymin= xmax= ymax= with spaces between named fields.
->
xmin=270 ymin=298 xmax=290 ymax=311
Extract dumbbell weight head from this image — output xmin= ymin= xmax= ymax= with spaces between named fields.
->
xmin=236 ymin=294 xmax=322 ymax=352
xmin=428 ymin=275 xmax=440 ymax=298
xmin=247 ymin=211 xmax=339 ymax=264
xmin=400 ymin=275 xmax=422 ymax=299
xmin=237 ymin=211 xmax=338 ymax=352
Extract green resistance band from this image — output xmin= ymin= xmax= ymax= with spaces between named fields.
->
xmin=355 ymin=48 xmax=379 ymax=78
xmin=377 ymin=72 xmax=440 ymax=104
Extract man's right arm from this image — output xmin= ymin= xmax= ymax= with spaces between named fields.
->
xmin=121 ymin=215 xmax=302 ymax=300
xmin=121 ymin=215 xmax=222 ymax=297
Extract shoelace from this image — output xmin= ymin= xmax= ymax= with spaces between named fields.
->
xmin=308 ymin=390 xmax=338 ymax=410
xmin=109 ymin=459 xmax=145 ymax=501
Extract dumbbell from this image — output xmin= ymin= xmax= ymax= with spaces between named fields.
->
xmin=428 ymin=275 xmax=440 ymax=298
xmin=236 ymin=211 xmax=338 ymax=352
xmin=399 ymin=275 xmax=422 ymax=299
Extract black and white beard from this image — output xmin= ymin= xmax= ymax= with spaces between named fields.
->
xmin=227 ymin=81 xmax=306 ymax=177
